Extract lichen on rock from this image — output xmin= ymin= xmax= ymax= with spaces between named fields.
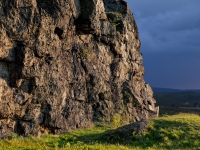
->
xmin=0 ymin=0 xmax=159 ymax=138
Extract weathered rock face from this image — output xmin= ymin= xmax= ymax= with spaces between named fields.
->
xmin=0 ymin=0 xmax=159 ymax=138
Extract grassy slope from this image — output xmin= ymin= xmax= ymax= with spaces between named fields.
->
xmin=0 ymin=113 xmax=200 ymax=150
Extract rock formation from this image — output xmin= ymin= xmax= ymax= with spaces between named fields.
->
xmin=0 ymin=0 xmax=159 ymax=138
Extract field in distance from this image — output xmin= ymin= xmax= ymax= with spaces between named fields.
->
xmin=153 ymin=87 xmax=200 ymax=115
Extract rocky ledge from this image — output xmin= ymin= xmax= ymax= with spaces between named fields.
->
xmin=0 ymin=0 xmax=159 ymax=138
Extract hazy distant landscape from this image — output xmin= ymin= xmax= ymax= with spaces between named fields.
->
xmin=153 ymin=87 xmax=200 ymax=93
xmin=153 ymin=87 xmax=200 ymax=115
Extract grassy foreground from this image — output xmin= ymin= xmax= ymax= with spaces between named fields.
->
xmin=0 ymin=113 xmax=200 ymax=150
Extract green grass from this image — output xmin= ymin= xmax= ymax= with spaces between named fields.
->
xmin=0 ymin=113 xmax=200 ymax=150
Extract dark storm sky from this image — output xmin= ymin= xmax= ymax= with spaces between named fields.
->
xmin=125 ymin=0 xmax=200 ymax=89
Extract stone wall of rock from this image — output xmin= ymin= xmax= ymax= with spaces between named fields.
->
xmin=0 ymin=0 xmax=159 ymax=138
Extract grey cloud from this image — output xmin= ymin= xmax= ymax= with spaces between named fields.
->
xmin=143 ymin=50 xmax=200 ymax=89
xmin=125 ymin=0 xmax=200 ymax=89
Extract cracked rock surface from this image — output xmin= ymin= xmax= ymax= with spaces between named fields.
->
xmin=0 ymin=0 xmax=159 ymax=138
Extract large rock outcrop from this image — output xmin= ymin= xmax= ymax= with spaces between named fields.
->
xmin=0 ymin=0 xmax=159 ymax=138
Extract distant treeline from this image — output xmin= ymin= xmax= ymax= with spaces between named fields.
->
xmin=154 ymin=92 xmax=200 ymax=107
xmin=153 ymin=87 xmax=200 ymax=93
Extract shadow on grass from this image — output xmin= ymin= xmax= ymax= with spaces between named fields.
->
xmin=56 ymin=119 xmax=200 ymax=149
xmin=57 ymin=128 xmax=113 ymax=147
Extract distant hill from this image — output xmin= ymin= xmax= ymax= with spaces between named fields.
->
xmin=153 ymin=87 xmax=200 ymax=93
xmin=152 ymin=87 xmax=200 ymax=107
xmin=154 ymin=92 xmax=200 ymax=107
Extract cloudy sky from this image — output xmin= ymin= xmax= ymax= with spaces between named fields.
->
xmin=125 ymin=0 xmax=200 ymax=89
